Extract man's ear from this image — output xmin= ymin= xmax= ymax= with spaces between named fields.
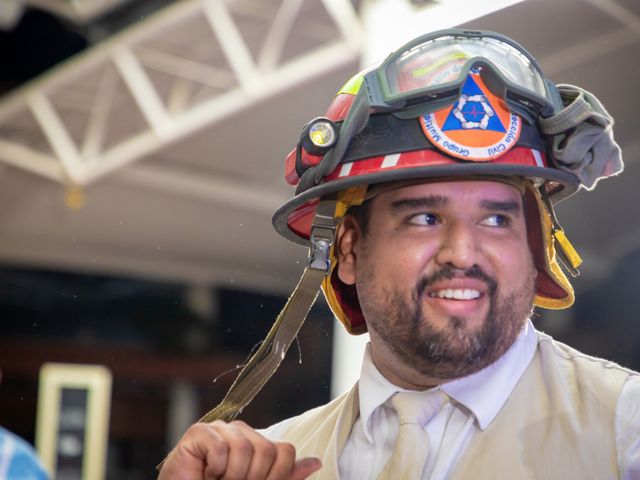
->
xmin=336 ymin=214 xmax=360 ymax=286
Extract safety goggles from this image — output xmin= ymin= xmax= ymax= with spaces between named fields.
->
xmin=303 ymin=28 xmax=564 ymax=187
xmin=362 ymin=29 xmax=562 ymax=122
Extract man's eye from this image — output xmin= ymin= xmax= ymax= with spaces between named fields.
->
xmin=481 ymin=214 xmax=510 ymax=227
xmin=408 ymin=213 xmax=439 ymax=226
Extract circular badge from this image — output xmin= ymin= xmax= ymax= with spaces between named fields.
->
xmin=420 ymin=72 xmax=521 ymax=161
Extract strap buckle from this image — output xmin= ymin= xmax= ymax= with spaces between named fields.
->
xmin=309 ymin=199 xmax=338 ymax=272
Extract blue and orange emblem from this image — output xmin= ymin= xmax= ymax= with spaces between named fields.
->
xmin=420 ymin=71 xmax=521 ymax=161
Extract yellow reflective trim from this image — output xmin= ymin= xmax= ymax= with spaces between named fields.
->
xmin=338 ymin=73 xmax=364 ymax=96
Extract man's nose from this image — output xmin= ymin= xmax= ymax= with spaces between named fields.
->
xmin=434 ymin=221 xmax=479 ymax=270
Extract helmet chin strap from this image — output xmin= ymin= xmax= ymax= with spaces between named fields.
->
xmin=200 ymin=198 xmax=338 ymax=420
xmin=157 ymin=199 xmax=339 ymax=470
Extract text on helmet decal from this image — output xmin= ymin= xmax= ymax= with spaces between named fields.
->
xmin=420 ymin=71 xmax=521 ymax=161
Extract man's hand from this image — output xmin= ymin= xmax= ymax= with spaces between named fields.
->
xmin=157 ymin=420 xmax=322 ymax=480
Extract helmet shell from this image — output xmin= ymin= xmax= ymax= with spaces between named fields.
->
xmin=273 ymin=72 xmax=580 ymax=334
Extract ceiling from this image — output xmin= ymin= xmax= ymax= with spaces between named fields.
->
xmin=0 ymin=0 xmax=638 ymax=298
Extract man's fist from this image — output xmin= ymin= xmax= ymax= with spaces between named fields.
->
xmin=157 ymin=420 xmax=322 ymax=480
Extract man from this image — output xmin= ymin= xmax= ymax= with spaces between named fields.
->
xmin=158 ymin=29 xmax=638 ymax=479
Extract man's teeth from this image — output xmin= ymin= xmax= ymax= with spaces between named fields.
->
xmin=430 ymin=289 xmax=480 ymax=300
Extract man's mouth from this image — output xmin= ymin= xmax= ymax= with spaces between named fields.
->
xmin=428 ymin=289 xmax=481 ymax=300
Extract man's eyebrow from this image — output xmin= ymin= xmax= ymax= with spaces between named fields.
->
xmin=389 ymin=195 xmax=448 ymax=210
xmin=480 ymin=199 xmax=521 ymax=214
xmin=388 ymin=196 xmax=521 ymax=214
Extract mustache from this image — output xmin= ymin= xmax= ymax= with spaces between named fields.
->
xmin=416 ymin=264 xmax=498 ymax=298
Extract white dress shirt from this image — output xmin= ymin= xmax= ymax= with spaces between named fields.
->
xmin=262 ymin=321 xmax=640 ymax=479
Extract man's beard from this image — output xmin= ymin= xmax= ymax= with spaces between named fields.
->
xmin=359 ymin=262 xmax=536 ymax=380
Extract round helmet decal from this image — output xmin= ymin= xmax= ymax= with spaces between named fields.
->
xmin=420 ymin=70 xmax=521 ymax=161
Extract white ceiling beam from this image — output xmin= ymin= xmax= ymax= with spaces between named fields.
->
xmin=80 ymin=39 xmax=361 ymax=185
xmin=170 ymin=39 xmax=360 ymax=135
xmin=0 ymin=0 xmax=207 ymax=124
xmin=0 ymin=139 xmax=64 ymax=182
xmin=202 ymin=0 xmax=261 ymax=91
xmin=225 ymin=0 xmax=277 ymax=21
xmin=82 ymin=129 xmax=159 ymax=184
xmin=27 ymin=91 xmax=86 ymax=182
xmin=257 ymin=0 xmax=305 ymax=72
xmin=584 ymin=0 xmax=640 ymax=34
xmin=0 ymin=0 xmax=362 ymax=189
xmin=322 ymin=0 xmax=365 ymax=49
xmin=167 ymin=78 xmax=194 ymax=116
xmin=136 ymin=46 xmax=237 ymax=90
xmin=112 ymin=46 xmax=173 ymax=138
xmin=81 ymin=66 xmax=117 ymax=159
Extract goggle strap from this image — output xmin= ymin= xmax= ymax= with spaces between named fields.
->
xmin=539 ymin=88 xmax=594 ymax=136
xmin=314 ymin=86 xmax=370 ymax=184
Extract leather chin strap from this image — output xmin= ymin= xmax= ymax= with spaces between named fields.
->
xmin=200 ymin=198 xmax=338 ymax=420
xmin=157 ymin=199 xmax=338 ymax=470
xmin=198 ymin=267 xmax=325 ymax=423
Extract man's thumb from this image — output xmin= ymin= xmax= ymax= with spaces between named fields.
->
xmin=291 ymin=457 xmax=322 ymax=480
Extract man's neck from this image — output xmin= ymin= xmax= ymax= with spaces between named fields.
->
xmin=369 ymin=342 xmax=447 ymax=390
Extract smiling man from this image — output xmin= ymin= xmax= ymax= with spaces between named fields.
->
xmin=158 ymin=30 xmax=638 ymax=479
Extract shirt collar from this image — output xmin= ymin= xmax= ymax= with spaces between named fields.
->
xmin=441 ymin=320 xmax=538 ymax=430
xmin=358 ymin=320 xmax=538 ymax=438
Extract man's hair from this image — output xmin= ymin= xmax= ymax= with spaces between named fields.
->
xmin=347 ymin=200 xmax=373 ymax=236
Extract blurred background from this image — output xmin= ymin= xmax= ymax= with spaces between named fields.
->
xmin=0 ymin=0 xmax=638 ymax=478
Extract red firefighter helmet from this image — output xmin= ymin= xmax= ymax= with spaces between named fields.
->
xmin=271 ymin=29 xmax=609 ymax=334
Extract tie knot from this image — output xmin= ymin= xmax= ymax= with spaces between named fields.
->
xmin=391 ymin=390 xmax=447 ymax=426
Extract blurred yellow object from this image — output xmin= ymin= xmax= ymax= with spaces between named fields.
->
xmin=554 ymin=228 xmax=583 ymax=269
xmin=65 ymin=186 xmax=85 ymax=210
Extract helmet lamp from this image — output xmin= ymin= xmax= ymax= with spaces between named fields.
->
xmin=310 ymin=120 xmax=336 ymax=147
xmin=301 ymin=117 xmax=338 ymax=156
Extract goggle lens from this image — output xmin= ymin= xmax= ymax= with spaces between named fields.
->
xmin=376 ymin=33 xmax=549 ymax=112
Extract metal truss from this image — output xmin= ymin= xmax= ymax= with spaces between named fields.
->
xmin=5 ymin=0 xmax=635 ymax=205
xmin=0 ymin=0 xmax=363 ymax=187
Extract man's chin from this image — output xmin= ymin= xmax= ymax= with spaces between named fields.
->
xmin=419 ymin=310 xmax=487 ymax=341
xmin=408 ymin=316 xmax=498 ymax=376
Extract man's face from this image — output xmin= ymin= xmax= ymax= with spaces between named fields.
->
xmin=336 ymin=180 xmax=536 ymax=388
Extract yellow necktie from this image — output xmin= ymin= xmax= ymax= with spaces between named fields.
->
xmin=377 ymin=390 xmax=447 ymax=479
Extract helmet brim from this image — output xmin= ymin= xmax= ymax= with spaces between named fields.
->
xmin=273 ymin=159 xmax=579 ymax=245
